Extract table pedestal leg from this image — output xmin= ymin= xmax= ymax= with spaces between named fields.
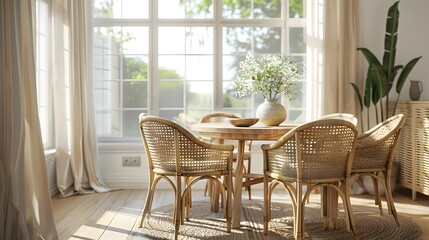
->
xmin=232 ymin=140 xmax=245 ymax=229
xmin=321 ymin=185 xmax=338 ymax=230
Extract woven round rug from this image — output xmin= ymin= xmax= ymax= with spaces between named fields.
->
xmin=139 ymin=199 xmax=421 ymax=239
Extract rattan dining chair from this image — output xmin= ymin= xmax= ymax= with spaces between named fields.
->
xmin=262 ymin=119 xmax=358 ymax=239
xmin=200 ymin=112 xmax=254 ymax=200
xmin=351 ymin=114 xmax=405 ymax=227
xmin=138 ymin=114 xmax=233 ymax=240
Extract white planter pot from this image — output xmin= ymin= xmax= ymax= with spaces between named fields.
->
xmin=256 ymin=98 xmax=286 ymax=126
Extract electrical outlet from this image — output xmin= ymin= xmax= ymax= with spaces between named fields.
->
xmin=122 ymin=156 xmax=141 ymax=167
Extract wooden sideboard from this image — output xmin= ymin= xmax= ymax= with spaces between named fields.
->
xmin=392 ymin=101 xmax=429 ymax=200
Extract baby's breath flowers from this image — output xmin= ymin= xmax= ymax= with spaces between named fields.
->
xmin=235 ymin=54 xmax=303 ymax=100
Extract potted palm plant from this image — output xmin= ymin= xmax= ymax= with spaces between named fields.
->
xmin=351 ymin=1 xmax=421 ymax=132
xmin=235 ymin=54 xmax=303 ymax=126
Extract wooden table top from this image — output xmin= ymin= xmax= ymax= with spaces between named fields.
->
xmin=191 ymin=122 xmax=299 ymax=141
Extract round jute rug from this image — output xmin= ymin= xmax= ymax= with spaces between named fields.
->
xmin=139 ymin=199 xmax=421 ymax=239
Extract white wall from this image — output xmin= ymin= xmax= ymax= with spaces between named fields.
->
xmin=359 ymin=0 xmax=429 ymax=101
xmin=96 ymin=1 xmax=429 ymax=190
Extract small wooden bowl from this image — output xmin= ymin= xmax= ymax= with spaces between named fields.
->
xmin=228 ymin=118 xmax=259 ymax=127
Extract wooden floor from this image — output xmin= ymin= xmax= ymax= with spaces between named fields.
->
xmin=52 ymin=187 xmax=429 ymax=240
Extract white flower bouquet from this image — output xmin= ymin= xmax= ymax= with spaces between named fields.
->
xmin=235 ymin=54 xmax=303 ymax=100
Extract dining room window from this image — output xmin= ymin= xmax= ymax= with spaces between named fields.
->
xmin=36 ymin=0 xmax=54 ymax=149
xmin=93 ymin=0 xmax=317 ymax=141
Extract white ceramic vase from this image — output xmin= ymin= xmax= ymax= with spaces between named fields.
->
xmin=256 ymin=98 xmax=286 ymax=126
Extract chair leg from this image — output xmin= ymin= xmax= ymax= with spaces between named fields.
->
xmin=174 ymin=176 xmax=182 ymax=240
xmin=141 ymin=173 xmax=155 ymax=227
xmin=184 ymin=176 xmax=191 ymax=221
xmin=372 ymin=175 xmax=384 ymax=216
xmin=263 ymin=175 xmax=270 ymax=235
xmin=296 ymin=181 xmax=304 ymax=240
xmin=342 ymin=181 xmax=357 ymax=236
xmin=384 ymin=172 xmax=400 ymax=226
xmin=226 ymin=173 xmax=232 ymax=233
xmin=246 ymin=159 xmax=252 ymax=200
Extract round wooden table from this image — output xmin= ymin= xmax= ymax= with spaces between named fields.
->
xmin=191 ymin=122 xmax=297 ymax=229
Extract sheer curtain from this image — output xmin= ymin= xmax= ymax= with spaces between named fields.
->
xmin=322 ymin=0 xmax=362 ymax=115
xmin=1 ymin=0 xmax=58 ymax=239
xmin=52 ymin=0 xmax=109 ymax=197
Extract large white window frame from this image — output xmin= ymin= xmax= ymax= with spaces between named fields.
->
xmin=93 ymin=0 xmax=318 ymax=142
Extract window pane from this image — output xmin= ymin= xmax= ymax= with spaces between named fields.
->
xmin=121 ymin=27 xmax=149 ymax=54
xmin=123 ymin=81 xmax=148 ymax=108
xmin=159 ymin=81 xmax=184 ymax=108
xmin=94 ymin=0 xmax=148 ymax=19
xmin=159 ymin=27 xmax=186 ymax=54
xmin=186 ymin=27 xmax=213 ymax=54
xmin=223 ymin=27 xmax=252 ymax=54
xmin=123 ymin=110 xmax=143 ymax=137
xmin=186 ymin=82 xmax=212 ymax=108
xmin=288 ymin=109 xmax=304 ymax=122
xmin=94 ymin=27 xmax=122 ymax=55
xmin=223 ymin=0 xmax=251 ymax=19
xmin=223 ymin=0 xmax=281 ymax=19
xmin=96 ymin=109 xmax=121 ymax=137
xmin=254 ymin=0 xmax=281 ymax=18
xmin=223 ymin=55 xmax=244 ymax=80
xmin=223 ymin=81 xmax=246 ymax=108
xmin=185 ymin=56 xmax=212 ymax=80
xmin=175 ymin=109 xmax=208 ymax=127
xmin=94 ymin=54 xmax=121 ymax=80
xmin=123 ymin=55 xmax=148 ymax=80
xmin=95 ymin=81 xmax=121 ymax=110
xmin=159 ymin=110 xmax=183 ymax=122
xmin=289 ymin=0 xmax=304 ymax=18
xmin=289 ymin=27 xmax=306 ymax=54
xmin=223 ymin=27 xmax=281 ymax=54
xmin=159 ymin=0 xmax=213 ymax=19
xmin=122 ymin=0 xmax=149 ymax=19
xmin=158 ymin=56 xmax=185 ymax=79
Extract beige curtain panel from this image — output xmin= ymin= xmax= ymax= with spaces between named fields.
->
xmin=0 ymin=0 xmax=58 ymax=239
xmin=52 ymin=0 xmax=109 ymax=197
xmin=323 ymin=0 xmax=362 ymax=115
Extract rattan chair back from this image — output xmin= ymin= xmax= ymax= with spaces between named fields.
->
xmin=141 ymin=115 xmax=231 ymax=175
xmin=353 ymin=114 xmax=405 ymax=171
xmin=265 ymin=119 xmax=358 ymax=182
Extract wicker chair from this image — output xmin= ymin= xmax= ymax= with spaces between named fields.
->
xmin=139 ymin=114 xmax=233 ymax=240
xmin=351 ymin=114 xmax=405 ymax=227
xmin=200 ymin=112 xmax=254 ymax=200
xmin=262 ymin=119 xmax=358 ymax=239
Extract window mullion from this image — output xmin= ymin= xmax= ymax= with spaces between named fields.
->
xmin=150 ymin=0 xmax=159 ymax=116
xmin=214 ymin=0 xmax=223 ymax=111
